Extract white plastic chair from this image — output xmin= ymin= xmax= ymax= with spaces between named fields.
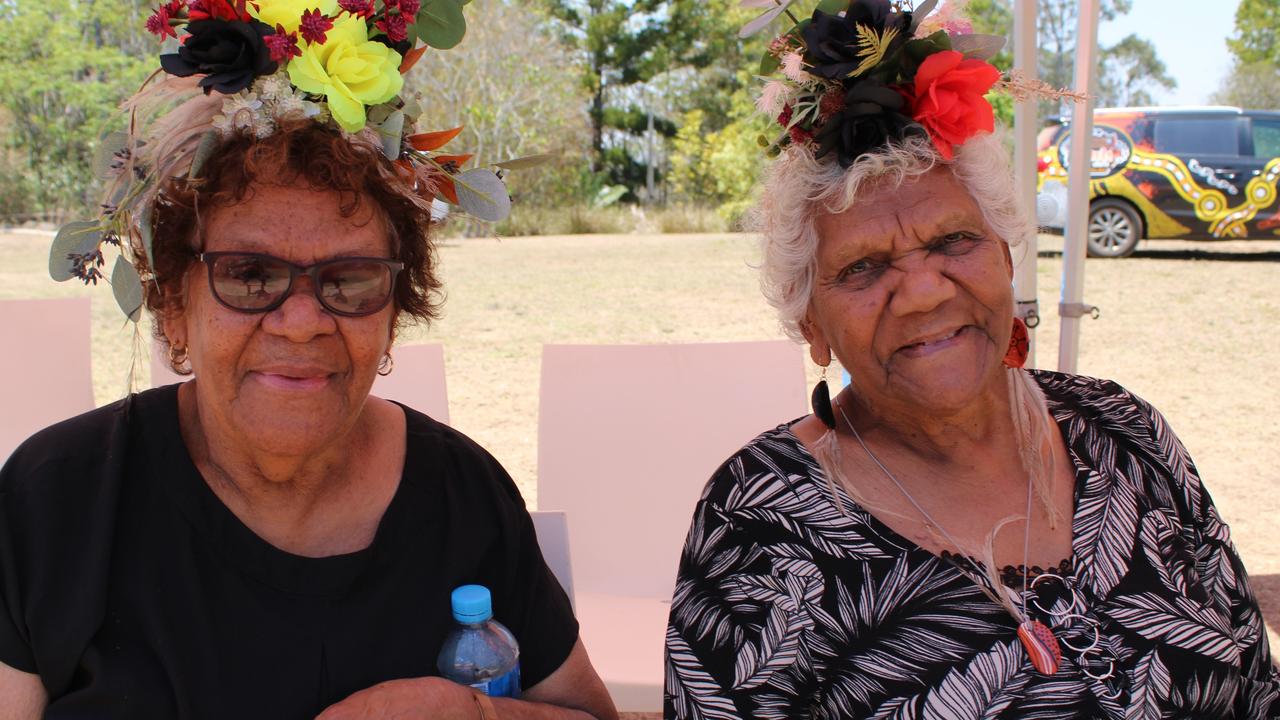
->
xmin=0 ymin=298 xmax=95 ymax=463
xmin=530 ymin=510 xmax=575 ymax=613
xmin=537 ymin=341 xmax=807 ymax=711
xmin=371 ymin=343 xmax=450 ymax=424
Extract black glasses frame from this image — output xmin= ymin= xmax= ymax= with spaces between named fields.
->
xmin=199 ymin=252 xmax=405 ymax=317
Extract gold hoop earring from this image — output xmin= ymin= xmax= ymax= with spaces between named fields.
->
xmin=377 ymin=352 xmax=394 ymax=376
xmin=169 ymin=343 xmax=189 ymax=370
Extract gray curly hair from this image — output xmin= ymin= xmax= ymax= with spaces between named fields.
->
xmin=753 ymin=131 xmax=1033 ymax=342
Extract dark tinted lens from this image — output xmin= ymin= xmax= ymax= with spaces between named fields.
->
xmin=316 ymin=260 xmax=394 ymax=315
xmin=209 ymin=254 xmax=292 ymax=310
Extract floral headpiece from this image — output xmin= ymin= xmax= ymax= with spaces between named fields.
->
xmin=52 ymin=0 xmax=534 ymax=322
xmin=746 ymin=0 xmax=1018 ymax=166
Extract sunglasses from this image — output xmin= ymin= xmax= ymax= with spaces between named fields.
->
xmin=199 ymin=252 xmax=404 ymax=317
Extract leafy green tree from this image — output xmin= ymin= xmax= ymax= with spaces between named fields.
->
xmin=1213 ymin=62 xmax=1280 ymax=109
xmin=1226 ymin=0 xmax=1280 ymax=67
xmin=1097 ymin=33 xmax=1176 ymax=106
xmin=535 ymin=0 xmax=745 ymax=192
xmin=0 ymin=0 xmax=152 ymax=218
xmin=1215 ymin=0 xmax=1280 ymax=110
xmin=404 ymin=0 xmax=591 ymax=210
xmin=668 ymin=109 xmax=716 ymax=202
xmin=1037 ymin=0 xmax=1132 ymax=91
xmin=965 ymin=0 xmax=1173 ymax=112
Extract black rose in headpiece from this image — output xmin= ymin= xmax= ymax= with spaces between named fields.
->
xmin=160 ymin=19 xmax=278 ymax=95
xmin=814 ymin=80 xmax=925 ymax=167
xmin=802 ymin=0 xmax=912 ymax=81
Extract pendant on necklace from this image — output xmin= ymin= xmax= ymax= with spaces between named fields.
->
xmin=1018 ymin=619 xmax=1061 ymax=675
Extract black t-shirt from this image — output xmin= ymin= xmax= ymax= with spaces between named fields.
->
xmin=0 ymin=385 xmax=578 ymax=719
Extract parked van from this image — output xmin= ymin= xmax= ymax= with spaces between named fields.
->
xmin=1036 ymin=106 xmax=1280 ymax=257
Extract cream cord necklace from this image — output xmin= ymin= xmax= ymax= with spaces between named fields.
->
xmin=834 ymin=400 xmax=1063 ymax=675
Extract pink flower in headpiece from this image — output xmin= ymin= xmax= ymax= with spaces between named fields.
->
xmin=943 ymin=19 xmax=975 ymax=35
xmin=757 ymin=80 xmax=789 ymax=118
xmin=299 ymin=8 xmax=334 ymax=45
xmin=145 ymin=5 xmax=177 ymax=39
xmin=907 ymin=50 xmax=1000 ymax=160
xmin=780 ymin=52 xmax=808 ymax=84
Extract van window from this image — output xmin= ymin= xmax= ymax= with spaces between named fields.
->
xmin=1153 ymin=118 xmax=1240 ymax=156
xmin=1252 ymin=120 xmax=1280 ymax=158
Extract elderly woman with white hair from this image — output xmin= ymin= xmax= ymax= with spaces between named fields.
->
xmin=665 ymin=2 xmax=1280 ymax=718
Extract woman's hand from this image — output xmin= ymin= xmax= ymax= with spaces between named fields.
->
xmin=315 ymin=641 xmax=615 ymax=720
xmin=315 ymin=677 xmax=478 ymax=720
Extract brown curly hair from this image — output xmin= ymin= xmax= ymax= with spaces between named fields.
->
xmin=134 ymin=120 xmax=442 ymax=370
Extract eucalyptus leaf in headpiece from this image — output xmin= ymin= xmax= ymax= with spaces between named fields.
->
xmin=111 ymin=256 xmax=145 ymax=322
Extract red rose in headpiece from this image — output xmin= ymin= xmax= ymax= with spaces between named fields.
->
xmin=188 ymin=0 xmax=250 ymax=22
xmin=908 ymin=50 xmax=1001 ymax=160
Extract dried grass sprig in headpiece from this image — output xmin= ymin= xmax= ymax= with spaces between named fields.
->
xmin=53 ymin=0 xmax=546 ymax=321
xmin=995 ymin=69 xmax=1089 ymax=105
xmin=743 ymin=0 xmax=1082 ymax=167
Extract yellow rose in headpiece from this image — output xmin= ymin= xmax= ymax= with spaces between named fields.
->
xmin=251 ymin=0 xmax=339 ymax=35
xmin=287 ymin=15 xmax=404 ymax=133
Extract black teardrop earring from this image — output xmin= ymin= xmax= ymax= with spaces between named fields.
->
xmin=812 ymin=366 xmax=836 ymax=429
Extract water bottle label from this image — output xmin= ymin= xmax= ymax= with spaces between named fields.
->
xmin=469 ymin=665 xmax=520 ymax=698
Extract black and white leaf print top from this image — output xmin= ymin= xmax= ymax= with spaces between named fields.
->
xmin=665 ymin=371 xmax=1280 ymax=719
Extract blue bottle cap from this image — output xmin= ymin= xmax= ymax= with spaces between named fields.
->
xmin=451 ymin=584 xmax=494 ymax=623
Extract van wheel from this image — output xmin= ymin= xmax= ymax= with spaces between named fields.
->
xmin=1087 ymin=199 xmax=1143 ymax=258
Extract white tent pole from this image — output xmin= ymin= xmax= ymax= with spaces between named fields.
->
xmin=1012 ymin=0 xmax=1040 ymax=367
xmin=1058 ymin=0 xmax=1101 ymax=374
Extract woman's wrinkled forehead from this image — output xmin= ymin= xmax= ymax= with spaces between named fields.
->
xmin=196 ymin=183 xmax=392 ymax=252
xmin=815 ymin=169 xmax=985 ymax=254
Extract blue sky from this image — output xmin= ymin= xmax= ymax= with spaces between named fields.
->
xmin=1096 ymin=0 xmax=1240 ymax=105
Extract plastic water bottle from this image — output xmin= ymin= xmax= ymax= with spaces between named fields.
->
xmin=436 ymin=585 xmax=522 ymax=698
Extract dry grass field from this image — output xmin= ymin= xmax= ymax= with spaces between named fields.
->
xmin=4 ymin=228 xmax=1280 ymax=655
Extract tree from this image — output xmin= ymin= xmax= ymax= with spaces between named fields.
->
xmin=1212 ymin=62 xmax=1280 ymax=110
xmin=1036 ymin=0 xmax=1132 ymax=91
xmin=1226 ymin=0 xmax=1280 ymax=67
xmin=0 ymin=0 xmax=152 ymax=218
xmin=403 ymin=0 xmax=591 ymax=208
xmin=535 ymin=0 xmax=745 ymax=194
xmin=1215 ymin=0 xmax=1280 ymax=110
xmin=963 ymin=0 xmax=1173 ymax=112
xmin=1097 ymin=34 xmax=1176 ymax=106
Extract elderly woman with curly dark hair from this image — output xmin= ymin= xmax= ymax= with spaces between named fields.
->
xmin=0 ymin=3 xmax=615 ymax=719
xmin=665 ymin=2 xmax=1280 ymax=718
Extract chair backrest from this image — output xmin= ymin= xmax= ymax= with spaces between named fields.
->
xmin=537 ymin=341 xmax=806 ymax=600
xmin=530 ymin=510 xmax=575 ymax=611
xmin=151 ymin=339 xmax=189 ymax=387
xmin=371 ymin=343 xmax=449 ymax=424
xmin=0 ymin=298 xmax=95 ymax=462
